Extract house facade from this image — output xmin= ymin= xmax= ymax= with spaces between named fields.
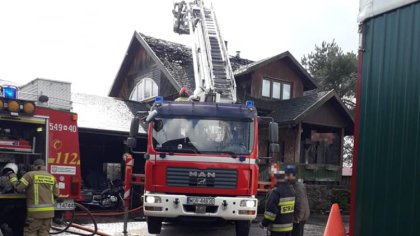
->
xmin=109 ymin=31 xmax=354 ymax=183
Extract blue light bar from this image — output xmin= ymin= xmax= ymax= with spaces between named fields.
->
xmin=245 ymin=100 xmax=254 ymax=108
xmin=3 ymin=86 xmax=17 ymax=99
xmin=155 ymin=96 xmax=164 ymax=103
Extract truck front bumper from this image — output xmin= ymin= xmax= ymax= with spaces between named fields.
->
xmin=143 ymin=193 xmax=257 ymax=220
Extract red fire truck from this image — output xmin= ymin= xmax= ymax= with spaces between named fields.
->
xmin=0 ymin=85 xmax=81 ymax=235
xmin=126 ymin=1 xmax=279 ymax=235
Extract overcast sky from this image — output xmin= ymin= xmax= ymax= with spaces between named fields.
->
xmin=0 ymin=0 xmax=359 ymax=96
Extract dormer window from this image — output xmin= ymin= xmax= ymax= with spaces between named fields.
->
xmin=130 ymin=78 xmax=158 ymax=102
xmin=262 ymin=78 xmax=292 ymax=100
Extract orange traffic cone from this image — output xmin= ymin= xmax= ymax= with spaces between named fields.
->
xmin=323 ymin=203 xmax=346 ymax=236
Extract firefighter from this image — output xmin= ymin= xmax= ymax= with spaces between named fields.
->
xmin=260 ymin=170 xmax=295 ymax=236
xmin=285 ymin=165 xmax=310 ymax=236
xmin=174 ymin=87 xmax=191 ymax=102
xmin=1 ymin=163 xmax=18 ymax=193
xmin=8 ymin=159 xmax=59 ymax=236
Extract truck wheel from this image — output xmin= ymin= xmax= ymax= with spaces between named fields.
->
xmin=147 ymin=216 xmax=162 ymax=234
xmin=235 ymin=220 xmax=250 ymax=236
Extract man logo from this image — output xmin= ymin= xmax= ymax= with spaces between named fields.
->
xmin=198 ymin=178 xmax=206 ymax=185
xmin=189 ymin=171 xmax=216 ymax=178
xmin=189 ymin=171 xmax=216 ymax=186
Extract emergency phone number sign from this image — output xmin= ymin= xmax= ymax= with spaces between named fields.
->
xmin=49 ymin=122 xmax=77 ymax=133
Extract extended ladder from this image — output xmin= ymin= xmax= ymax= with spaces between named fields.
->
xmin=173 ymin=0 xmax=236 ymax=103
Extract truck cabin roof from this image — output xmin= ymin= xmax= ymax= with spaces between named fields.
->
xmin=151 ymin=102 xmax=257 ymax=121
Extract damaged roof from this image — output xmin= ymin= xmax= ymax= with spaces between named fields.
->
xmin=142 ymin=33 xmax=254 ymax=92
xmin=109 ymin=32 xmax=253 ymax=97
xmin=72 ymin=93 xmax=148 ymax=134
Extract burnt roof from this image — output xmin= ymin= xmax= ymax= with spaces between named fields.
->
xmin=109 ymin=32 xmax=253 ymax=97
xmin=72 ymin=93 xmax=148 ymax=134
xmin=141 ymin=33 xmax=253 ymax=93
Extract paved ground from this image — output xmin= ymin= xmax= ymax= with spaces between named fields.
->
xmin=59 ymin=214 xmax=349 ymax=236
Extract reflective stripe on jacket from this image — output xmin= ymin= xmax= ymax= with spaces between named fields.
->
xmin=174 ymin=97 xmax=190 ymax=102
xmin=15 ymin=168 xmax=59 ymax=219
xmin=262 ymin=182 xmax=296 ymax=233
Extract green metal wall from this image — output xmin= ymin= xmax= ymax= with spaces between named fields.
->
xmin=355 ymin=2 xmax=420 ymax=236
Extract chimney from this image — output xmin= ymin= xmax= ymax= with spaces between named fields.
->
xmin=224 ymin=40 xmax=228 ymax=50
xmin=236 ymin=51 xmax=241 ymax=59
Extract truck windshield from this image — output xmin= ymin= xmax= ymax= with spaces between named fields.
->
xmin=152 ymin=118 xmax=254 ymax=155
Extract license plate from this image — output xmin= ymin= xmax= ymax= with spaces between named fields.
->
xmin=195 ymin=205 xmax=206 ymax=214
xmin=187 ymin=197 xmax=215 ymax=205
xmin=54 ymin=199 xmax=75 ymax=211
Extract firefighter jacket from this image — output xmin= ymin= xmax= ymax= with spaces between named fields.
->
xmin=10 ymin=167 xmax=59 ymax=219
xmin=174 ymin=96 xmax=190 ymax=102
xmin=261 ymin=182 xmax=296 ymax=233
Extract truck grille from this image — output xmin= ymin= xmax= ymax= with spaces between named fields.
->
xmin=166 ymin=167 xmax=237 ymax=189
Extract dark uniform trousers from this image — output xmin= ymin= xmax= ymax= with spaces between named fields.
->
xmin=292 ymin=221 xmax=305 ymax=236
xmin=261 ymin=182 xmax=296 ymax=236
xmin=24 ymin=218 xmax=52 ymax=236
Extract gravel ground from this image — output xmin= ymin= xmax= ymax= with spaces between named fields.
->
xmin=57 ymin=214 xmax=349 ymax=236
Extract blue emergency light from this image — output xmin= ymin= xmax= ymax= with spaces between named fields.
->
xmin=3 ymin=86 xmax=17 ymax=99
xmin=245 ymin=100 xmax=254 ymax=108
xmin=155 ymin=96 xmax=164 ymax=103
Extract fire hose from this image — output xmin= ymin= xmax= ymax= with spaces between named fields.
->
xmin=49 ymin=153 xmax=142 ymax=235
xmin=74 ymin=205 xmax=143 ymax=217
xmin=50 ymin=203 xmax=143 ymax=235
xmin=50 ymin=202 xmax=101 ymax=236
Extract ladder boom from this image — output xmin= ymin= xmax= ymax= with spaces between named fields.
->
xmin=173 ymin=0 xmax=236 ymax=103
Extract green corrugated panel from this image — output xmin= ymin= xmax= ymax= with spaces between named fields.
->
xmin=356 ymin=2 xmax=420 ymax=236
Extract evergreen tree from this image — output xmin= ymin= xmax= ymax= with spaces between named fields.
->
xmin=301 ymin=40 xmax=357 ymax=110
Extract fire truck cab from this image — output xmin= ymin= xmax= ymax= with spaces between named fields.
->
xmin=128 ymin=98 xmax=279 ymax=235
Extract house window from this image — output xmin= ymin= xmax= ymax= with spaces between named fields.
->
xmin=262 ymin=79 xmax=271 ymax=97
xmin=129 ymin=78 xmax=158 ymax=102
xmin=262 ymin=78 xmax=292 ymax=100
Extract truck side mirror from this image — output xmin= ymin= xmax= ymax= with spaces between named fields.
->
xmin=126 ymin=137 xmax=137 ymax=148
xmin=269 ymin=143 xmax=280 ymax=154
xmin=127 ymin=117 xmax=140 ymax=148
xmin=129 ymin=117 xmax=140 ymax=137
xmin=268 ymin=122 xmax=279 ymax=143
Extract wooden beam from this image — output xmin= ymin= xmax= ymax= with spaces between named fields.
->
xmin=340 ymin=127 xmax=345 ymax=168
xmin=295 ymin=122 xmax=302 ymax=163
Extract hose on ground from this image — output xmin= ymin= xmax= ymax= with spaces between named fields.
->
xmin=74 ymin=205 xmax=143 ymax=217
xmin=50 ymin=202 xmax=98 ymax=236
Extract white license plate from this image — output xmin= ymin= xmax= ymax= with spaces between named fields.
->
xmin=187 ymin=197 xmax=215 ymax=205
xmin=54 ymin=199 xmax=75 ymax=211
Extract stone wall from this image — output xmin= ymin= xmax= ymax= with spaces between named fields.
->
xmin=306 ymin=184 xmax=350 ymax=214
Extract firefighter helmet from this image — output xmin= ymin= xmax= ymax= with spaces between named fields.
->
xmin=2 ymin=163 xmax=18 ymax=175
xmin=33 ymin=159 xmax=45 ymax=167
xmin=179 ymin=87 xmax=189 ymax=96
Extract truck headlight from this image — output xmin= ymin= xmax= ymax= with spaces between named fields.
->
xmin=240 ymin=200 xmax=256 ymax=208
xmin=145 ymin=196 xmax=161 ymax=204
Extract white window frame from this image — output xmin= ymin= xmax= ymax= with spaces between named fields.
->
xmin=261 ymin=78 xmax=292 ymax=100
xmin=129 ymin=78 xmax=158 ymax=102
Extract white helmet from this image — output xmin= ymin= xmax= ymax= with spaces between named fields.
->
xmin=2 ymin=163 xmax=18 ymax=175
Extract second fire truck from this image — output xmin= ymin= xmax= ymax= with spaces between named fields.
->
xmin=0 ymin=85 xmax=81 ymax=235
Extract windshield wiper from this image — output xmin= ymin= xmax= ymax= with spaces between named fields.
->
xmin=156 ymin=145 xmax=200 ymax=154
xmin=201 ymin=151 xmax=238 ymax=157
